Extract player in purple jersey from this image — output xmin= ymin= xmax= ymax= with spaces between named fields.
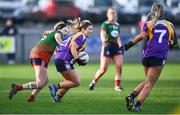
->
xmin=124 ymin=3 xmax=177 ymax=112
xmin=49 ymin=19 xmax=93 ymax=102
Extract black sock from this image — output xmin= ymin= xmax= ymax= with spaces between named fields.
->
xmin=57 ymin=82 xmax=61 ymax=89
xmin=56 ymin=94 xmax=63 ymax=100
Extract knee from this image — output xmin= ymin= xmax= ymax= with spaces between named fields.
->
xmin=117 ymin=65 xmax=122 ymax=70
xmin=99 ymin=67 xmax=107 ymax=75
xmin=73 ymin=80 xmax=81 ymax=87
xmin=37 ymin=80 xmax=48 ymax=89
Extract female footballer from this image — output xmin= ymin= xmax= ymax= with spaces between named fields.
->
xmin=9 ymin=21 xmax=69 ymax=102
xmin=125 ymin=3 xmax=177 ymax=112
xmin=89 ymin=7 xmax=124 ymax=91
xmin=49 ymin=19 xmax=93 ymax=102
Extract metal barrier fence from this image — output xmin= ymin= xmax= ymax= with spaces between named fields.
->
xmin=0 ymin=32 xmax=180 ymax=64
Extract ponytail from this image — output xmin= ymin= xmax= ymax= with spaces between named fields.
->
xmin=67 ymin=18 xmax=92 ymax=33
xmin=67 ymin=17 xmax=81 ymax=33
xmin=150 ymin=3 xmax=164 ymax=26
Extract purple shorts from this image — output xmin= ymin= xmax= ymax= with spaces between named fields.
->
xmin=55 ymin=59 xmax=74 ymax=72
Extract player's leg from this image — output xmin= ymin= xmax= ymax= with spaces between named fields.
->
xmin=54 ymin=88 xmax=70 ymax=102
xmin=131 ymin=66 xmax=149 ymax=96
xmin=28 ymin=66 xmax=48 ymax=103
xmin=28 ymin=89 xmax=41 ymax=102
xmin=112 ymin=54 xmax=123 ymax=91
xmin=49 ymin=59 xmax=69 ymax=101
xmin=126 ymin=66 xmax=148 ymax=111
xmin=50 ymin=59 xmax=80 ymax=102
xmin=27 ymin=66 xmax=48 ymax=102
xmin=56 ymin=69 xmax=80 ymax=102
xmin=60 ymin=69 xmax=81 ymax=88
xmin=49 ymin=69 xmax=80 ymax=102
xmin=9 ymin=66 xmax=48 ymax=100
xmin=133 ymin=66 xmax=163 ymax=112
xmin=89 ymin=56 xmax=110 ymax=90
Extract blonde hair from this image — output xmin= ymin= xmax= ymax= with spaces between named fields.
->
xmin=67 ymin=17 xmax=81 ymax=33
xmin=67 ymin=17 xmax=92 ymax=33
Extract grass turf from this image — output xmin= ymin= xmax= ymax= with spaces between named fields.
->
xmin=0 ymin=63 xmax=180 ymax=114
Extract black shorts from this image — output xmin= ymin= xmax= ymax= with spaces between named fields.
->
xmin=30 ymin=58 xmax=48 ymax=68
xmin=142 ymin=57 xmax=166 ymax=67
xmin=103 ymin=43 xmax=123 ymax=57
xmin=55 ymin=59 xmax=74 ymax=72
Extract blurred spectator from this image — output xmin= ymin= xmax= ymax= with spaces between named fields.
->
xmin=138 ymin=15 xmax=147 ymax=31
xmin=0 ymin=19 xmax=18 ymax=64
xmin=138 ymin=14 xmax=151 ymax=49
xmin=138 ymin=14 xmax=151 ymax=31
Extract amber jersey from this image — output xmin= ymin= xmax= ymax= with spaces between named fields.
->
xmin=143 ymin=20 xmax=177 ymax=59
xmin=30 ymin=31 xmax=62 ymax=63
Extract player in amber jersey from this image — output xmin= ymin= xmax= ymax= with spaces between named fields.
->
xmin=49 ymin=20 xmax=93 ymax=102
xmin=9 ymin=21 xmax=69 ymax=102
xmin=124 ymin=3 xmax=177 ymax=112
xmin=89 ymin=8 xmax=124 ymax=91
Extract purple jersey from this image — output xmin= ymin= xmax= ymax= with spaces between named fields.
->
xmin=143 ymin=20 xmax=177 ymax=59
xmin=55 ymin=32 xmax=87 ymax=62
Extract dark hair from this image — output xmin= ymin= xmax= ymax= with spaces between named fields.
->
xmin=107 ymin=7 xmax=116 ymax=13
xmin=78 ymin=20 xmax=92 ymax=30
xmin=43 ymin=21 xmax=66 ymax=36
xmin=53 ymin=21 xmax=66 ymax=31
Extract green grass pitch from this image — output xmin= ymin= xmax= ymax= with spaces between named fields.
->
xmin=0 ymin=63 xmax=180 ymax=114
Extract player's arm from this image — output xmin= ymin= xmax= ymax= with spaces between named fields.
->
xmin=71 ymin=41 xmax=79 ymax=59
xmin=117 ymin=33 xmax=124 ymax=54
xmin=169 ymin=24 xmax=178 ymax=49
xmin=117 ymin=33 xmax=122 ymax=47
xmin=71 ymin=42 xmax=85 ymax=65
xmin=124 ymin=31 xmax=147 ymax=51
xmin=100 ymin=29 xmax=106 ymax=45
xmin=54 ymin=32 xmax=63 ymax=55
xmin=132 ymin=31 xmax=147 ymax=44
xmin=54 ymin=32 xmax=63 ymax=45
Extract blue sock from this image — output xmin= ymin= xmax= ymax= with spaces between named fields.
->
xmin=135 ymin=101 xmax=141 ymax=108
xmin=130 ymin=91 xmax=138 ymax=99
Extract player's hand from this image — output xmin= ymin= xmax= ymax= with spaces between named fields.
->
xmin=119 ymin=46 xmax=124 ymax=55
xmin=124 ymin=41 xmax=134 ymax=51
xmin=74 ymin=58 xmax=86 ymax=66
xmin=169 ymin=40 xmax=177 ymax=50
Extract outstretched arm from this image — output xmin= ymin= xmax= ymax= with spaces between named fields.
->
xmin=132 ymin=31 xmax=147 ymax=44
xmin=125 ymin=31 xmax=147 ymax=51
